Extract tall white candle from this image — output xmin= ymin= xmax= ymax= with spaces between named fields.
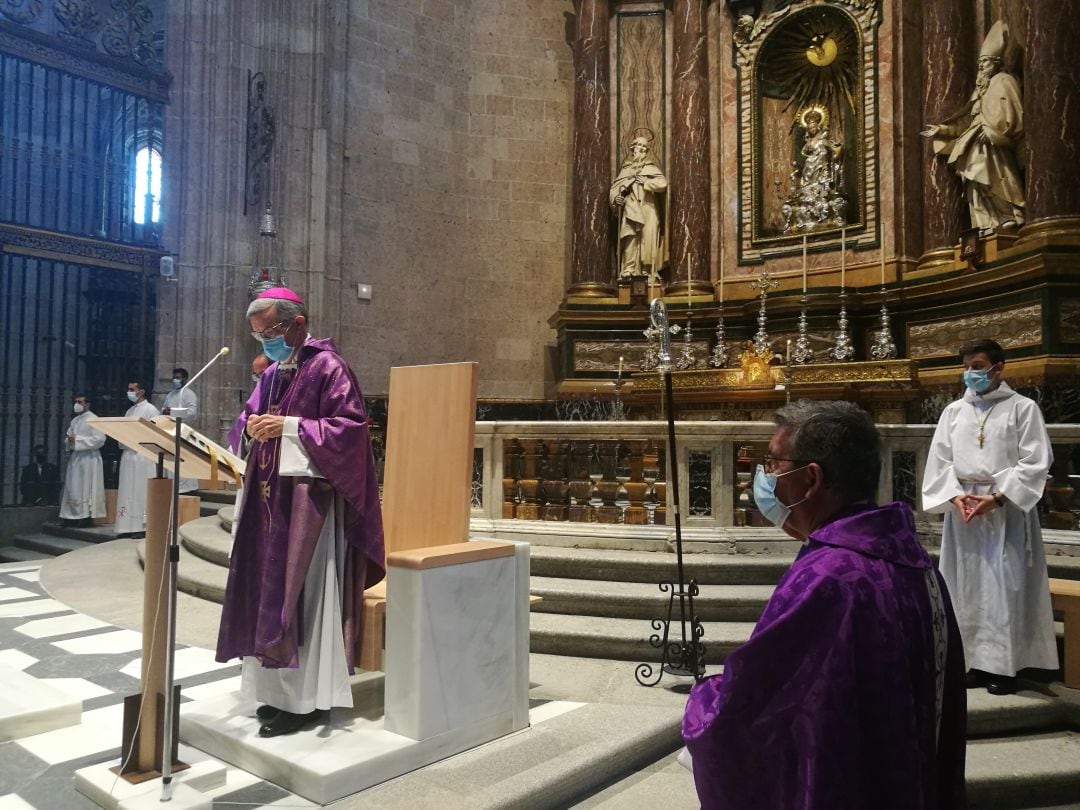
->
xmin=802 ymin=235 xmax=808 ymax=294
xmin=618 ymin=356 xmax=624 ymax=378
xmin=718 ymin=243 xmax=724 ymax=303
xmin=880 ymin=239 xmax=886 ymax=286
xmin=840 ymin=227 xmax=846 ymax=289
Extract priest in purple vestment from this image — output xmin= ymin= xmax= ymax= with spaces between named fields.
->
xmin=216 ymin=287 xmax=385 ymax=738
xmin=682 ymin=401 xmax=966 ymax=809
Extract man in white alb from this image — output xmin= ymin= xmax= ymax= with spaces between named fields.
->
xmin=116 ymin=380 xmax=161 ymax=537
xmin=922 ymin=338 xmax=1057 ymax=695
xmin=59 ymin=394 xmax=106 ymax=525
xmin=162 ymin=367 xmax=199 ymax=493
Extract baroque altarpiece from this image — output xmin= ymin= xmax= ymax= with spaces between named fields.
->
xmin=549 ymin=0 xmax=1080 ymax=425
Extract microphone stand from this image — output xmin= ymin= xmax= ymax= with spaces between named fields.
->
xmin=636 ymin=299 xmax=706 ymax=688
xmin=159 ymin=347 xmax=227 ymax=801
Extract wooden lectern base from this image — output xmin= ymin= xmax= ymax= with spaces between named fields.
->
xmin=111 ymin=685 xmax=189 ymax=783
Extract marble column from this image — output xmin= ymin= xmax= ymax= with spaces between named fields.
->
xmin=666 ymin=0 xmax=711 ymax=298
xmin=919 ymin=1 xmax=975 ymax=265
xmin=567 ymin=0 xmax=614 ymax=298
xmin=1023 ymin=0 xmax=1080 ymax=231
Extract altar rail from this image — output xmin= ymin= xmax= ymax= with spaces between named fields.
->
xmin=470 ymin=422 xmax=1080 ymax=535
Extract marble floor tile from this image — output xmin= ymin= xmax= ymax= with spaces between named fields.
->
xmin=182 ymin=675 xmax=242 ymax=703
xmin=53 ymin=630 xmax=142 ymax=656
xmin=0 ymin=651 xmax=37 ymax=671
xmin=529 ymin=700 xmax=586 ymax=725
xmin=0 ymin=793 xmax=36 ymax=809
xmin=0 ymin=600 xmax=71 ymax=620
xmin=120 ymin=647 xmax=234 ymax=682
xmin=0 ymin=563 xmax=42 ymax=574
xmin=40 ymin=678 xmax=112 ymax=702
xmin=15 ymin=614 xmax=110 ymax=640
xmin=15 ymin=719 xmax=119 ymax=765
xmin=0 ymin=588 xmax=38 ymax=603
xmin=11 ymin=572 xmax=40 ymax=583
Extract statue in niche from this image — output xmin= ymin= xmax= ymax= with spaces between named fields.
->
xmin=610 ymin=132 xmax=668 ymax=280
xmin=782 ymin=104 xmax=847 ymax=233
xmin=921 ymin=21 xmax=1024 ymax=233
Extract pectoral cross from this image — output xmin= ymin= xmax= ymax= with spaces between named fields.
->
xmin=978 ymin=427 xmax=985 ymax=449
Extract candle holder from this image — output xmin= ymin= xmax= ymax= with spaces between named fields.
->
xmin=791 ymin=294 xmax=814 ymax=365
xmin=675 ymin=315 xmax=696 ymax=371
xmin=613 ymin=375 xmax=627 ymax=420
xmin=749 ymin=269 xmax=780 ymax=355
xmin=829 ymin=289 xmax=856 ymax=362
xmin=641 ymin=323 xmax=660 ymax=372
xmin=709 ymin=308 xmax=729 ymax=368
xmin=869 ymin=286 xmax=898 ymax=360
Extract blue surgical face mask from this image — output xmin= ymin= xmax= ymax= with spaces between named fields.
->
xmin=963 ymin=366 xmax=997 ymax=394
xmin=753 ymin=464 xmax=809 ymax=529
xmin=260 ymin=334 xmax=292 ymax=363
xmin=127 ymin=391 xmax=139 ymax=403
xmin=171 ymin=377 xmax=183 ymax=389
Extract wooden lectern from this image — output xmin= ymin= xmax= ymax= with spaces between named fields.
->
xmin=359 ymin=362 xmax=478 ymax=671
xmin=89 ymin=416 xmax=244 ymax=783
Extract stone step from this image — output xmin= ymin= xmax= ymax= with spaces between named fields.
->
xmin=529 ymin=545 xmax=794 ymax=586
xmin=40 ymin=521 xmax=117 ymax=544
xmin=530 ymin=576 xmax=773 ymax=621
xmin=967 ymin=730 xmax=1080 ymax=808
xmin=0 ymin=545 xmax=51 ymax=563
xmin=136 ymin=538 xmax=228 ymax=603
xmin=966 ymin=687 xmax=1078 ymax=737
xmin=218 ymin=505 xmax=234 ymax=532
xmin=529 ymin=612 xmax=755 ymax=665
xmin=180 ymin=515 xmax=231 ymax=567
xmin=196 ymin=488 xmax=238 ymax=505
xmin=13 ymin=533 xmax=95 ymax=557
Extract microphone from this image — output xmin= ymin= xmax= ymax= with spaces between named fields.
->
xmin=180 ymin=347 xmax=230 ymax=394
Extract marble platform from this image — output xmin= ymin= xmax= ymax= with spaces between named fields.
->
xmin=73 ymin=746 xmax=226 ymax=810
xmin=178 ymin=672 xmax=527 ymax=804
xmin=0 ymin=662 xmax=81 ymax=741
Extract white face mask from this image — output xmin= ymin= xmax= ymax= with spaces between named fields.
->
xmin=73 ymin=403 xmax=85 ymax=414
xmin=127 ymin=391 xmax=139 ymax=403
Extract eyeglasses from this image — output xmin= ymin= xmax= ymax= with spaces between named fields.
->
xmin=250 ymin=320 xmax=291 ymax=341
xmin=761 ymin=455 xmax=810 ymax=473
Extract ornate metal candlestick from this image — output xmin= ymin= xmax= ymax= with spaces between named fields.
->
xmin=869 ymin=286 xmax=897 ymax=360
xmin=791 ymin=294 xmax=814 ymax=364
xmin=709 ymin=307 xmax=729 ymax=368
xmin=829 ymin=289 xmax=855 ymax=361
xmin=636 ymin=299 xmax=706 ymax=687
xmin=749 ymin=269 xmax=779 ymax=355
xmin=675 ymin=314 xmax=696 ymax=370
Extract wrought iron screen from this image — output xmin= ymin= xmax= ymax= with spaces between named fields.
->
xmin=0 ymin=50 xmax=165 ymax=244
xmin=0 ymin=40 xmax=163 ymax=506
xmin=0 ymin=253 xmax=156 ymax=505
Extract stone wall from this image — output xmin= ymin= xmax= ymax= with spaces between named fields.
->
xmin=159 ymin=0 xmax=575 ymax=440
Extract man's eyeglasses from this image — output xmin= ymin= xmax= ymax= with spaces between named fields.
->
xmin=761 ymin=454 xmax=810 ymax=473
xmin=250 ymin=320 xmax=291 ymax=341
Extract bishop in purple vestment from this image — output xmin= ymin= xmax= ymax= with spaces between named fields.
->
xmin=217 ymin=288 xmax=385 ymax=737
xmin=683 ymin=401 xmax=966 ymax=809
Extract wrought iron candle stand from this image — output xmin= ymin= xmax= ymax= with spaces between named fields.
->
xmin=829 ymin=289 xmax=856 ymax=361
xmin=791 ymin=294 xmax=814 ymax=364
xmin=636 ymin=298 xmax=706 ymax=687
xmin=709 ymin=308 xmax=729 ymax=368
xmin=749 ymin=269 xmax=779 ymax=355
xmin=869 ymin=287 xmax=898 ymax=360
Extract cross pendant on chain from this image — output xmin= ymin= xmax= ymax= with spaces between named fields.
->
xmin=978 ymin=429 xmax=985 ymax=449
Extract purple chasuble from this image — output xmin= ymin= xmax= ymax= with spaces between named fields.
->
xmin=216 ymin=338 xmax=385 ymax=670
xmin=683 ymin=502 xmax=966 ymax=810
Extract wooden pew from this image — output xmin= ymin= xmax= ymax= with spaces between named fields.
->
xmin=1050 ymin=578 xmax=1080 ymax=689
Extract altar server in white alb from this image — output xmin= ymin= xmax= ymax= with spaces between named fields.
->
xmin=922 ymin=338 xmax=1057 ymax=696
xmin=59 ymin=394 xmax=106 ymax=525
xmin=162 ymin=367 xmax=199 ymax=493
xmin=116 ymin=380 xmax=161 ymax=536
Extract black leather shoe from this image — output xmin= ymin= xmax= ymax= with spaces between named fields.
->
xmin=986 ymin=676 xmax=1016 ymax=696
xmin=964 ymin=670 xmax=987 ymax=689
xmin=255 ymin=704 xmax=279 ymax=720
xmin=257 ymin=709 xmax=326 ymax=738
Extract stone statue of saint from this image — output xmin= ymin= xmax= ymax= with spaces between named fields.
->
xmin=921 ymin=21 xmax=1024 ymax=232
xmin=610 ymin=134 xmax=668 ymax=279
xmin=783 ymin=104 xmax=847 ymax=233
